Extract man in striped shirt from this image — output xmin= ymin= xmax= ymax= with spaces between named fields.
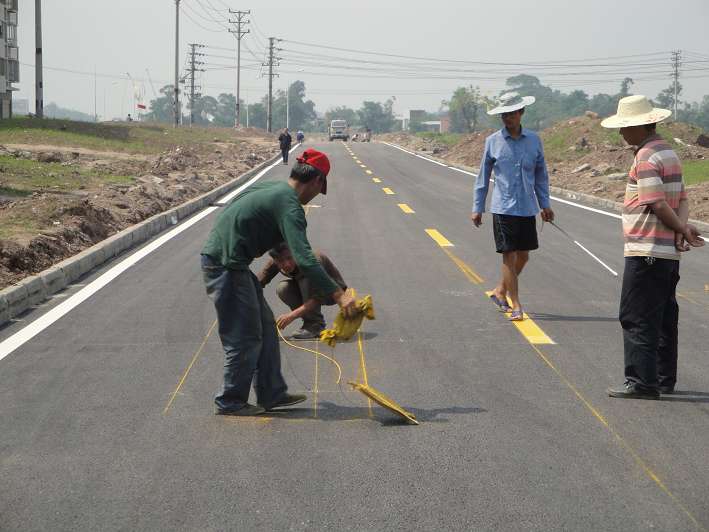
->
xmin=602 ymin=95 xmax=704 ymax=400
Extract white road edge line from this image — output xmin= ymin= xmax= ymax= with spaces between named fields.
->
xmin=0 ymin=144 xmax=302 ymax=363
xmin=382 ymin=141 xmax=709 ymax=242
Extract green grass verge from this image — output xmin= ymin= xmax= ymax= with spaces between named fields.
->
xmin=682 ymin=159 xmax=709 ymax=185
xmin=0 ymin=154 xmax=134 ymax=193
xmin=0 ymin=117 xmax=247 ymax=155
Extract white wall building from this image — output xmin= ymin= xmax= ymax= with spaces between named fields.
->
xmin=0 ymin=0 xmax=19 ymax=119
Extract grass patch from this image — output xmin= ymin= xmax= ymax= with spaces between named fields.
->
xmin=415 ymin=132 xmax=463 ymax=146
xmin=0 ymin=154 xmax=134 ymax=193
xmin=0 ymin=117 xmax=250 ymax=155
xmin=682 ymin=159 xmax=709 ymax=185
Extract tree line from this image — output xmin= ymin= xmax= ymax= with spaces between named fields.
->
xmin=144 ymin=75 xmax=709 ymax=134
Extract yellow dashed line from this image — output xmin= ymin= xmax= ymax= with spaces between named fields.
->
xmin=372 ymin=177 xmax=382 ymax=183
xmin=425 ymin=228 xmax=454 ymax=247
xmin=398 ymin=203 xmax=415 ymax=214
xmin=365 ymin=170 xmax=373 ymax=175
xmin=356 ymin=160 xmax=362 ymax=164
xmin=382 ymin=187 xmax=395 ymax=195
xmin=360 ymin=164 xmax=367 ymax=168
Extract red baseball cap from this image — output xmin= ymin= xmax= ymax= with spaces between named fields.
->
xmin=297 ymin=148 xmax=330 ymax=195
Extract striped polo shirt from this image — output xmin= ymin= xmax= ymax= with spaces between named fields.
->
xmin=623 ymin=134 xmax=687 ymax=260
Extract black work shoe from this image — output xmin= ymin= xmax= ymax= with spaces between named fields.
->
xmin=215 ymin=404 xmax=266 ymax=416
xmin=290 ymin=329 xmax=321 ymax=340
xmin=607 ymin=382 xmax=660 ymax=400
xmin=658 ymin=385 xmax=675 ymax=394
xmin=264 ymin=393 xmax=307 ymax=410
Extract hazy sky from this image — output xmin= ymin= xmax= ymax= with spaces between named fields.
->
xmin=14 ymin=0 xmax=709 ymax=120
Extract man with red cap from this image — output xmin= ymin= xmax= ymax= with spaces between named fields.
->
xmin=201 ymin=148 xmax=356 ymax=416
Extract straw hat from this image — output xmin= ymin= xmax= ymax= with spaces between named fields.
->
xmin=487 ymin=92 xmax=536 ymax=115
xmin=601 ymin=95 xmax=672 ymax=128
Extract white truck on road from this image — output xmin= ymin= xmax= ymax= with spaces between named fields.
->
xmin=328 ymin=119 xmax=349 ymax=141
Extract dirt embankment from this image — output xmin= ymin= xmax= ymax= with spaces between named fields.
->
xmin=0 ymin=128 xmax=277 ymax=289
xmin=381 ymin=117 xmax=709 ymax=223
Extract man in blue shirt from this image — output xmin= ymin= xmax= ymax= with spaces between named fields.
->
xmin=471 ymin=92 xmax=554 ymax=320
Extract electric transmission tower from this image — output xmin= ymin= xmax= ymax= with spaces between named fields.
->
xmin=187 ymin=43 xmax=205 ymax=127
xmin=670 ymin=50 xmax=682 ymax=120
xmin=263 ymin=37 xmax=281 ymax=133
xmin=228 ymin=10 xmax=250 ymax=128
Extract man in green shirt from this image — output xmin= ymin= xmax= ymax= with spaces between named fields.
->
xmin=201 ymin=149 xmax=356 ymax=416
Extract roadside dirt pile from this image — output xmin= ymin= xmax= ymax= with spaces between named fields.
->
xmin=0 ymin=129 xmax=276 ymax=289
xmin=381 ymin=117 xmax=709 ymax=223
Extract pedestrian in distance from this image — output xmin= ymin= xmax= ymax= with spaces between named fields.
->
xmin=602 ymin=95 xmax=704 ymax=400
xmin=279 ymin=128 xmax=292 ymax=164
xmin=471 ymin=92 xmax=554 ymax=321
xmin=201 ymin=148 xmax=357 ymax=416
xmin=258 ymin=242 xmax=348 ymax=340
xmin=296 ymin=130 xmax=305 ymax=143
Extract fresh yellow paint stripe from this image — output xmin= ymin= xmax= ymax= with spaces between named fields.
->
xmin=360 ymin=164 xmax=367 ymax=168
xmin=356 ymin=159 xmax=362 ymax=164
xmin=382 ymin=187 xmax=395 ymax=195
xmin=443 ymin=248 xmax=483 ymax=284
xmin=398 ymin=203 xmax=415 ymax=214
xmin=365 ymin=170 xmax=373 ymax=175
xmin=511 ymin=314 xmax=555 ymax=345
xmin=483 ymin=290 xmax=554 ymax=345
xmin=372 ymin=177 xmax=382 ymax=183
xmin=425 ymin=228 xmax=454 ymax=247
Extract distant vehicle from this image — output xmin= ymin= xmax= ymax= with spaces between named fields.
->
xmin=328 ymin=119 xmax=349 ymax=141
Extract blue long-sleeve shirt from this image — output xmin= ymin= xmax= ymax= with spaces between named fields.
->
xmin=472 ymin=127 xmax=551 ymax=216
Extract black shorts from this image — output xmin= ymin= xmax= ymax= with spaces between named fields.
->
xmin=492 ymin=214 xmax=538 ymax=253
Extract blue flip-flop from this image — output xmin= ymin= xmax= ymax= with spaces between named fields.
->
xmin=509 ymin=309 xmax=524 ymax=321
xmin=489 ymin=294 xmax=512 ymax=313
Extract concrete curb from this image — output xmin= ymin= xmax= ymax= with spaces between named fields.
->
xmin=381 ymin=141 xmax=709 ymax=235
xmin=0 ymin=152 xmax=281 ymax=326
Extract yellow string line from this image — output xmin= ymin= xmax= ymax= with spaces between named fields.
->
xmin=530 ymin=344 xmax=706 ymax=531
xmin=277 ymin=326 xmax=343 ymax=384
xmin=163 ymin=319 xmax=218 ymax=415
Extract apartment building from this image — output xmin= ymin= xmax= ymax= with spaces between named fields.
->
xmin=0 ymin=0 xmax=19 ymax=119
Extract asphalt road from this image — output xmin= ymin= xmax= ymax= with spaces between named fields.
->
xmin=1 ymin=140 xmax=708 ymax=531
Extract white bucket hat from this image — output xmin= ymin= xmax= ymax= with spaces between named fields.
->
xmin=601 ymin=95 xmax=672 ymax=128
xmin=487 ymin=92 xmax=536 ymax=115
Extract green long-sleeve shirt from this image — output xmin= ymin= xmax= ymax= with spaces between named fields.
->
xmin=202 ymin=181 xmax=339 ymax=296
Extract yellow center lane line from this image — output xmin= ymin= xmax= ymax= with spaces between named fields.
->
xmin=425 ymin=228 xmax=454 ymax=247
xmin=365 ymin=170 xmax=373 ymax=175
xmin=355 ymin=160 xmax=362 ymax=164
xmin=360 ymin=164 xmax=367 ymax=168
xmin=398 ymin=203 xmax=415 ymax=214
xmin=382 ymin=187 xmax=395 ymax=195
xmin=372 ymin=177 xmax=382 ymax=183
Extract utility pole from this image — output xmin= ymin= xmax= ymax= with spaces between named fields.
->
xmin=671 ymin=50 xmax=682 ymax=120
xmin=173 ymin=0 xmax=181 ymax=128
xmin=35 ymin=0 xmax=43 ymax=118
xmin=228 ymin=10 xmax=250 ymax=128
xmin=187 ymin=43 xmax=205 ymax=126
xmin=263 ymin=37 xmax=280 ymax=133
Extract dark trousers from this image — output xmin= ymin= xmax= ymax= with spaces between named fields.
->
xmin=619 ymin=256 xmax=680 ymax=390
xmin=201 ymin=255 xmax=287 ymax=410
xmin=276 ymin=278 xmax=331 ymax=332
xmin=281 ymin=147 xmax=290 ymax=163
